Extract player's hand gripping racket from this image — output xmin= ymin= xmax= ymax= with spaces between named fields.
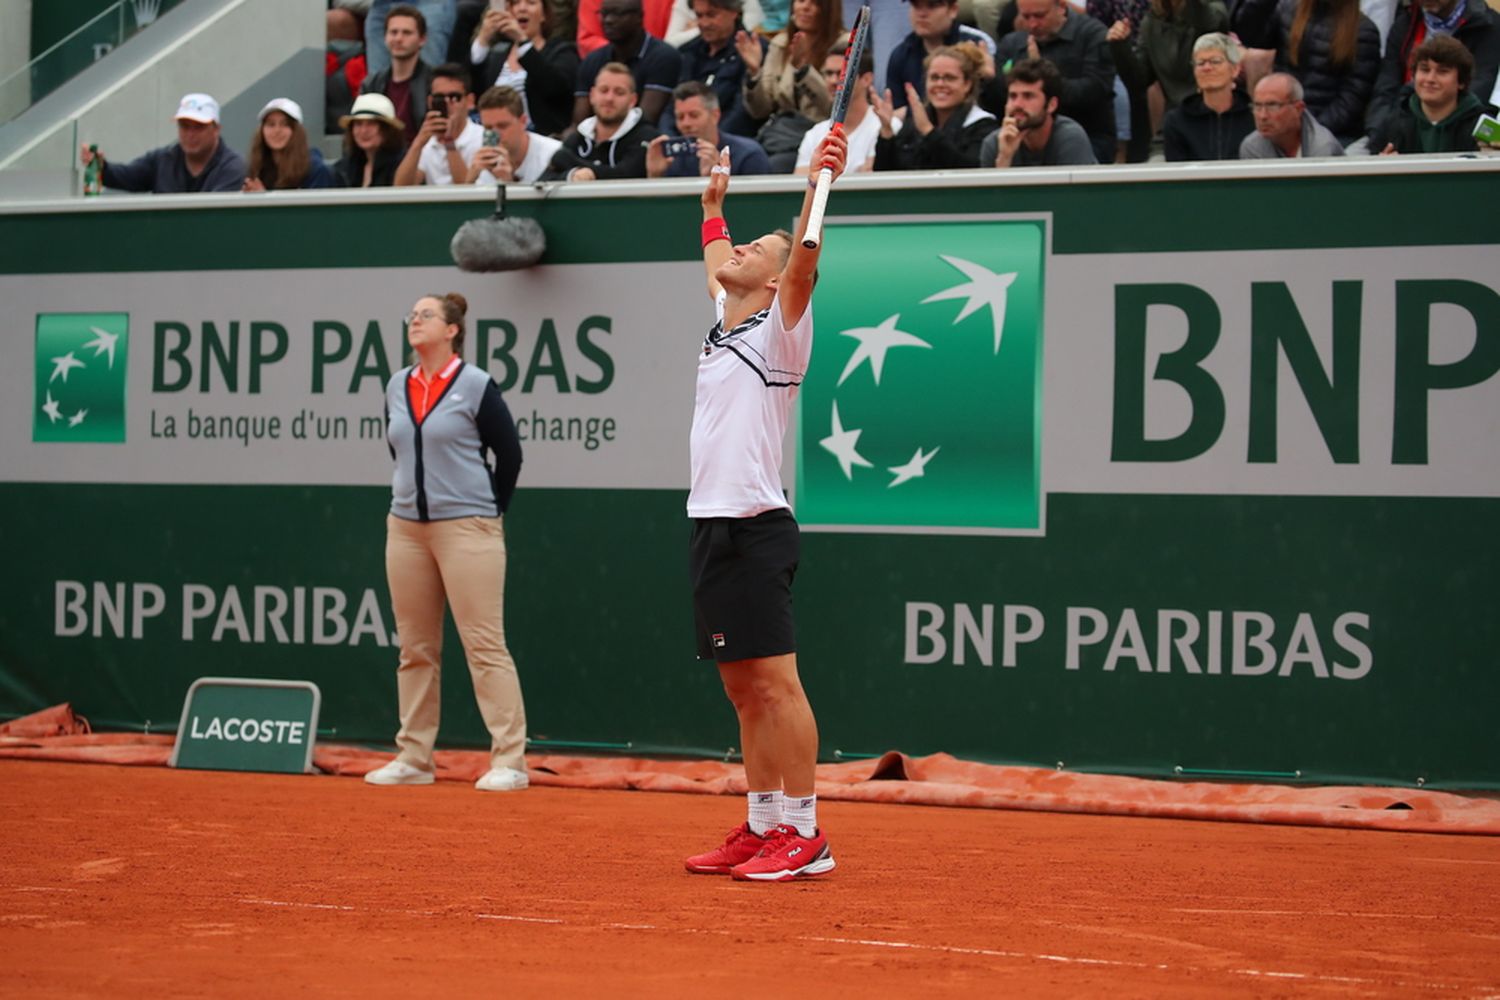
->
xmin=802 ymin=4 xmax=871 ymax=250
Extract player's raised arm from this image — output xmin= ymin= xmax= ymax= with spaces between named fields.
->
xmin=700 ymin=148 xmax=732 ymax=302
xmin=779 ymin=129 xmax=849 ymax=328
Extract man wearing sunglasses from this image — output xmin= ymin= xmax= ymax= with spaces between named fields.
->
xmin=396 ymin=63 xmax=486 ymax=185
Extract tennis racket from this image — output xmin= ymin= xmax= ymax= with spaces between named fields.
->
xmin=802 ymin=4 xmax=872 ymax=250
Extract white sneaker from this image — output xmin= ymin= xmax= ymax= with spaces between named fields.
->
xmin=364 ymin=759 xmax=435 ymax=786
xmin=474 ymin=766 xmax=529 ymax=792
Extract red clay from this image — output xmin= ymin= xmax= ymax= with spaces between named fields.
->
xmin=4 ymin=760 xmax=1499 ymax=998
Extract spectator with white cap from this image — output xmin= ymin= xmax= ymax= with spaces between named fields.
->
xmin=333 ymin=93 xmax=409 ymax=187
xmin=78 ymin=92 xmax=246 ymax=194
xmin=243 ymin=99 xmax=336 ymax=191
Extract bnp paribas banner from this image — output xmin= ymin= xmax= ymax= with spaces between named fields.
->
xmin=2 ymin=206 xmax=1497 ymax=786
xmin=5 ymin=263 xmax=704 ymax=488
xmin=9 ymin=233 xmax=1495 ymax=502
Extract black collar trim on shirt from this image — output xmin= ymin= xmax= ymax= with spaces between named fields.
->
xmin=703 ymin=305 xmax=772 ymax=352
xmin=701 ymin=306 xmax=804 ymax=388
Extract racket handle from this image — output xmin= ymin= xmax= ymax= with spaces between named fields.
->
xmin=802 ymin=167 xmax=835 ymax=249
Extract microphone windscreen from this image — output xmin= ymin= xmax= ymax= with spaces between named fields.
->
xmin=450 ymin=216 xmax=547 ymax=272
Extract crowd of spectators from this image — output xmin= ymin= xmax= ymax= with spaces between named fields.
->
xmin=79 ymin=0 xmax=1500 ymax=194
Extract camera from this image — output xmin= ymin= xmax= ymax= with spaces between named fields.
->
xmin=662 ymin=136 xmax=698 ymax=158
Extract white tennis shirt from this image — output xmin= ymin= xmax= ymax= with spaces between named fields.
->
xmin=687 ymin=290 xmax=814 ymax=519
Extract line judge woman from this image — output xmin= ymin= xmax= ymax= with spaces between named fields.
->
xmin=364 ymin=292 xmax=530 ymax=793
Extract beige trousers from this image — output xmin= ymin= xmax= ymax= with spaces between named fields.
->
xmin=384 ymin=514 xmax=527 ymax=772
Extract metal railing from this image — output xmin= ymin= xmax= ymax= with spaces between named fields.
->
xmin=0 ymin=0 xmax=186 ymax=125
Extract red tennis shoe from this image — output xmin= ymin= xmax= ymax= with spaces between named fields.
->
xmin=730 ymin=824 xmax=836 ymax=882
xmin=684 ymin=822 xmax=767 ymax=875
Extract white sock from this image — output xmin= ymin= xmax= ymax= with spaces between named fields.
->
xmin=783 ymin=793 xmax=817 ymax=838
xmin=747 ymin=790 xmax=783 ymax=836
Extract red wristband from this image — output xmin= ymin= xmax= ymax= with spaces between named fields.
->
xmin=702 ymin=217 xmax=730 ymax=249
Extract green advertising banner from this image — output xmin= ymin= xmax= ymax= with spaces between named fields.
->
xmin=1 ymin=162 xmax=1496 ymax=788
xmin=798 ymin=217 xmax=1045 ymax=532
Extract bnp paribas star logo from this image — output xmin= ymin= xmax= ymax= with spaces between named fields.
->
xmin=795 ymin=218 xmax=1046 ymax=534
xmin=33 ymin=313 xmax=129 ymax=443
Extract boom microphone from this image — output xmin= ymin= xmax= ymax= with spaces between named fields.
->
xmin=450 ymin=184 xmax=547 ymax=272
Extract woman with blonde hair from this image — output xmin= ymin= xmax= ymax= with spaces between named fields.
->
xmin=365 ymin=291 xmax=530 ymax=794
xmin=1232 ymin=0 xmax=1381 ymax=142
xmin=243 ymin=99 xmax=334 ymax=191
xmin=872 ymin=42 xmax=998 ymax=170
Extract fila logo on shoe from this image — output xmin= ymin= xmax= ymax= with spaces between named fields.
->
xmin=788 ymin=846 xmax=803 ymax=858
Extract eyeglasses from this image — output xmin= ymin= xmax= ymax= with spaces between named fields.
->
xmin=1193 ymin=56 xmax=1228 ymax=68
xmin=431 ymin=92 xmax=465 ymax=103
xmin=1251 ymin=100 xmax=1293 ymax=113
xmin=406 ymin=309 xmax=441 ymax=324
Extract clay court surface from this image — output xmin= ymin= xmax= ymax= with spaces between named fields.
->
xmin=5 ymin=760 xmax=1499 ymax=999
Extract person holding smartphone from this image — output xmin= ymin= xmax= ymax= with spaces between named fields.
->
xmin=645 ymin=81 xmax=771 ymax=177
xmin=469 ymin=0 xmax=581 ymax=138
xmin=466 ymin=85 xmax=564 ymax=183
xmin=395 ymin=63 xmax=485 ymax=185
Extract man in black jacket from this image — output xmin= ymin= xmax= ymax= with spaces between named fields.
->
xmin=676 ymin=0 xmax=763 ymax=136
xmin=995 ymin=0 xmax=1117 ymax=162
xmin=546 ymin=63 xmax=662 ymax=180
xmin=360 ymin=3 xmax=435 ymax=137
xmin=1365 ymin=0 xmax=1500 ymax=140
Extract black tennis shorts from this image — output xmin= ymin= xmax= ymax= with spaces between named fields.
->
xmin=689 ymin=508 xmax=800 ymax=663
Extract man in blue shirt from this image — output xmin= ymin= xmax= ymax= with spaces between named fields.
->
xmin=573 ymin=0 xmax=683 ymax=127
xmin=646 ymin=81 xmax=773 ymax=176
xmin=80 ymin=92 xmax=246 ymax=194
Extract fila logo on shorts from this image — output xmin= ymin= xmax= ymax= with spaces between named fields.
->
xmin=712 ymin=633 xmax=727 ymax=648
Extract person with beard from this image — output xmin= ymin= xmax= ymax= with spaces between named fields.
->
xmin=981 ymin=57 xmax=1099 ymax=164
xmin=546 ymin=63 xmax=664 ymax=179
xmin=995 ymin=0 xmax=1118 ymax=161
xmin=1162 ymin=32 xmax=1256 ymax=159
xmin=873 ymin=42 xmax=999 ymax=169
xmin=573 ymin=0 xmax=684 ymax=127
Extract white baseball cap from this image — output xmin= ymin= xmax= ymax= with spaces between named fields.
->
xmin=174 ymin=92 xmax=220 ymax=124
xmin=258 ymin=97 xmax=305 ymax=124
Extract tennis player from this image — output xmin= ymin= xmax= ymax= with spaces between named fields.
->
xmin=682 ymin=131 xmax=849 ymax=882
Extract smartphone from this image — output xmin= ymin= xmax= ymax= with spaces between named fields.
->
xmin=483 ymin=127 xmax=500 ymax=147
xmin=427 ymin=94 xmax=446 ymax=116
xmin=663 ymin=136 xmax=697 ymax=158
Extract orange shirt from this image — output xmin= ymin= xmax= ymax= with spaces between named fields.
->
xmin=407 ymin=356 xmax=462 ymax=424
